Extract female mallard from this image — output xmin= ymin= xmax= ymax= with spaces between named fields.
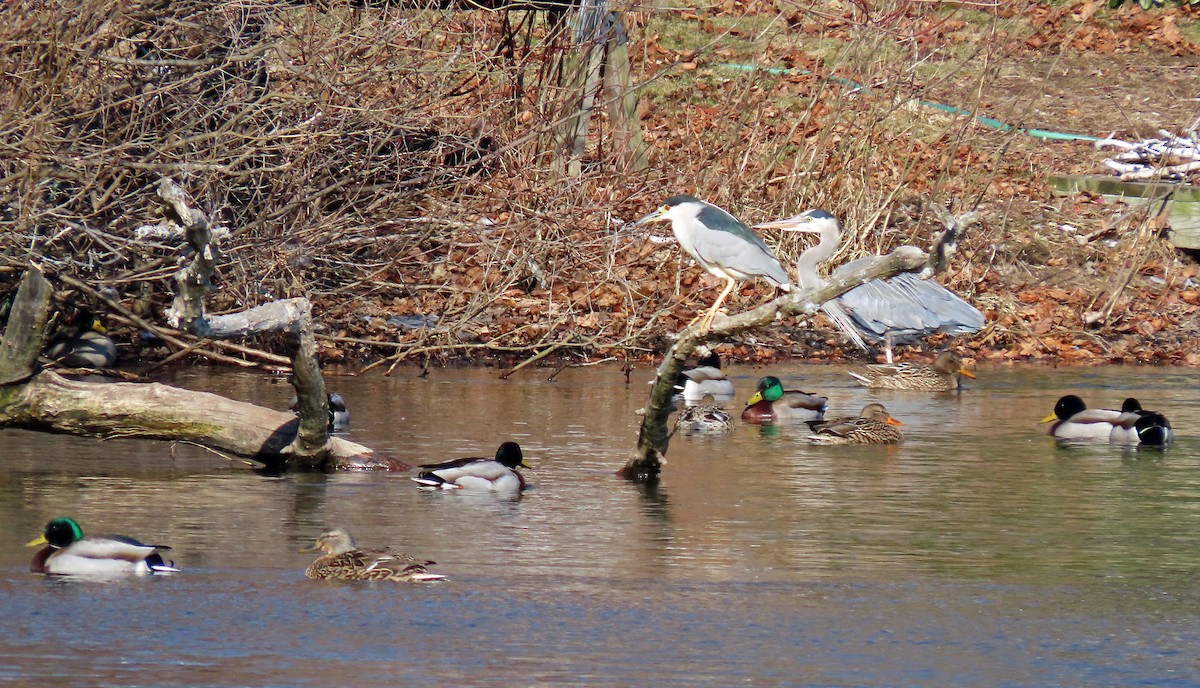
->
xmin=305 ymin=528 xmax=445 ymax=582
xmin=807 ymin=403 xmax=904 ymax=445
xmin=847 ymin=351 xmax=976 ymax=391
xmin=412 ymin=441 xmax=529 ymax=493
xmin=26 ymin=517 xmax=178 ymax=575
xmin=675 ymin=402 xmax=734 ymax=435
xmin=677 ymin=351 xmax=735 ymax=402
xmin=741 ymin=376 xmax=827 ymax=424
xmin=46 ymin=311 xmax=117 ymax=368
xmin=1045 ymin=396 xmax=1174 ymax=445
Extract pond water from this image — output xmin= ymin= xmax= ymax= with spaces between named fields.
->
xmin=2 ymin=363 xmax=1200 ymax=686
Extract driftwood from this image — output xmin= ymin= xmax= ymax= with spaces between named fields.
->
xmin=620 ymin=209 xmax=979 ymax=482
xmin=157 ymin=178 xmax=336 ymax=465
xmin=0 ymin=179 xmax=403 ymax=471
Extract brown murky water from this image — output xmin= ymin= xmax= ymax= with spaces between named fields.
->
xmin=2 ymin=363 xmax=1199 ymax=686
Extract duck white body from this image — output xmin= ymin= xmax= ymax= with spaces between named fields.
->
xmin=28 ymin=517 xmax=178 ymax=576
xmin=412 ymin=442 xmax=529 ymax=493
xmin=679 ymin=352 xmax=735 ymax=402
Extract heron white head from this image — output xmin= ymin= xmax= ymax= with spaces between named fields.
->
xmin=754 ymin=209 xmax=840 ymax=237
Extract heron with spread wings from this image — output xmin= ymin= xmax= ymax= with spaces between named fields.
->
xmin=756 ymin=210 xmax=984 ymax=362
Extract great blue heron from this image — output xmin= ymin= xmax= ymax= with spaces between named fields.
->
xmin=756 ymin=210 xmax=984 ymax=362
xmin=638 ymin=195 xmax=791 ymax=333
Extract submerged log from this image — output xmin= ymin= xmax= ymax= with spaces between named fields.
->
xmin=0 ymin=370 xmax=395 ymax=472
xmin=0 ymin=179 xmax=402 ymax=471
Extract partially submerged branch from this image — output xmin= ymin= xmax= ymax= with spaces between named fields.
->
xmin=621 ymin=244 xmax=928 ymax=481
xmin=0 ymin=262 xmax=396 ymax=470
xmin=156 ymin=178 xmax=332 ymax=463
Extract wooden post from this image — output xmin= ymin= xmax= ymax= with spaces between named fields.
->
xmin=602 ymin=11 xmax=647 ymax=173
xmin=555 ymin=1 xmax=646 ymax=175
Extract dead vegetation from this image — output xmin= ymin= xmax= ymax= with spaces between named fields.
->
xmin=3 ymin=0 xmax=1200 ymax=371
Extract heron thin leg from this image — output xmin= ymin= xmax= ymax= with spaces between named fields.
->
xmin=700 ymin=278 xmax=737 ymax=333
xmin=884 ymin=332 xmax=895 ymax=364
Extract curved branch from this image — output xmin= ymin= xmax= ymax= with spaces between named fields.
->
xmin=621 ymin=245 xmax=927 ymax=481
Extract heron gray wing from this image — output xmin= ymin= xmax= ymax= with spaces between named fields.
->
xmin=834 ymin=264 xmax=983 ymax=338
xmin=692 ymin=206 xmax=790 ymax=286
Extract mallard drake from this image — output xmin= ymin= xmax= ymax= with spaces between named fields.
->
xmin=1109 ymin=398 xmax=1173 ymax=446
xmin=288 ymin=392 xmax=350 ymax=432
xmin=807 ymin=403 xmax=904 ymax=445
xmin=26 ymin=516 xmax=178 ymax=575
xmin=304 ymin=528 xmax=446 ymax=582
xmin=676 ymin=351 xmax=735 ymax=402
xmin=1040 ymin=395 xmax=1129 ymax=441
xmin=411 ymin=441 xmax=529 ymax=493
xmin=675 ymin=402 xmax=734 ymax=435
xmin=46 ymin=311 xmax=117 ymax=368
xmin=1072 ymin=397 xmax=1174 ymax=446
xmin=848 ymin=351 xmax=976 ymax=391
xmin=741 ymin=376 xmax=827 ymax=424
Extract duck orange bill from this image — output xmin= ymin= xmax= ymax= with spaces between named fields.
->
xmin=26 ymin=536 xmax=48 ymax=547
xmin=886 ymin=417 xmax=904 ymax=426
xmin=958 ymin=369 xmax=976 ymax=379
xmin=1038 ymin=413 xmax=1057 ymax=424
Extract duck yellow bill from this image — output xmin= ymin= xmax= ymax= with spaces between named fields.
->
xmin=1039 ymin=413 xmax=1057 ymax=424
xmin=745 ymin=391 xmax=764 ymax=406
xmin=26 ymin=535 xmax=48 ymax=547
xmin=886 ymin=417 xmax=905 ymax=426
xmin=958 ymin=369 xmax=976 ymax=379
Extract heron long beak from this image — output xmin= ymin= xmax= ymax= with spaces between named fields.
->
xmin=26 ymin=535 xmax=48 ymax=548
xmin=1039 ymin=413 xmax=1057 ymax=424
xmin=635 ymin=205 xmax=670 ymax=225
xmin=958 ymin=368 xmax=976 ymax=379
xmin=754 ymin=217 xmax=818 ymax=232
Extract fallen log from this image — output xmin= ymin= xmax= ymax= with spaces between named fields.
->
xmin=0 ymin=179 xmax=406 ymax=471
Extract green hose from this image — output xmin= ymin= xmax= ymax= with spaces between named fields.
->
xmin=718 ymin=63 xmax=1102 ymax=143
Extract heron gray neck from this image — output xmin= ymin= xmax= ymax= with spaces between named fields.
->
xmin=795 ymin=223 xmax=841 ymax=289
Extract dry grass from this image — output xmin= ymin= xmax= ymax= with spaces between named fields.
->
xmin=3 ymin=0 xmax=1199 ymax=367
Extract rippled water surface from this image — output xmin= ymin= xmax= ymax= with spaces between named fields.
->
xmin=3 ymin=363 xmax=1200 ymax=686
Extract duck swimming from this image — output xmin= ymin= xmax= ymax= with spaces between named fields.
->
xmin=412 ymin=441 xmax=529 ymax=493
xmin=741 ymin=376 xmax=827 ymax=424
xmin=27 ymin=516 xmax=178 ymax=575
xmin=848 ymin=351 xmax=975 ymax=391
xmin=289 ymin=392 xmax=350 ymax=432
xmin=304 ymin=528 xmax=446 ymax=582
xmin=676 ymin=351 xmax=735 ymax=402
xmin=675 ymin=402 xmax=734 ymax=435
xmin=1039 ymin=395 xmax=1173 ymax=445
xmin=807 ymin=403 xmax=904 ymax=445
xmin=1109 ymin=398 xmax=1172 ymax=446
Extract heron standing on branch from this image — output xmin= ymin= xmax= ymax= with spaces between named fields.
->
xmin=756 ymin=210 xmax=984 ymax=362
xmin=638 ymin=195 xmax=791 ymax=333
